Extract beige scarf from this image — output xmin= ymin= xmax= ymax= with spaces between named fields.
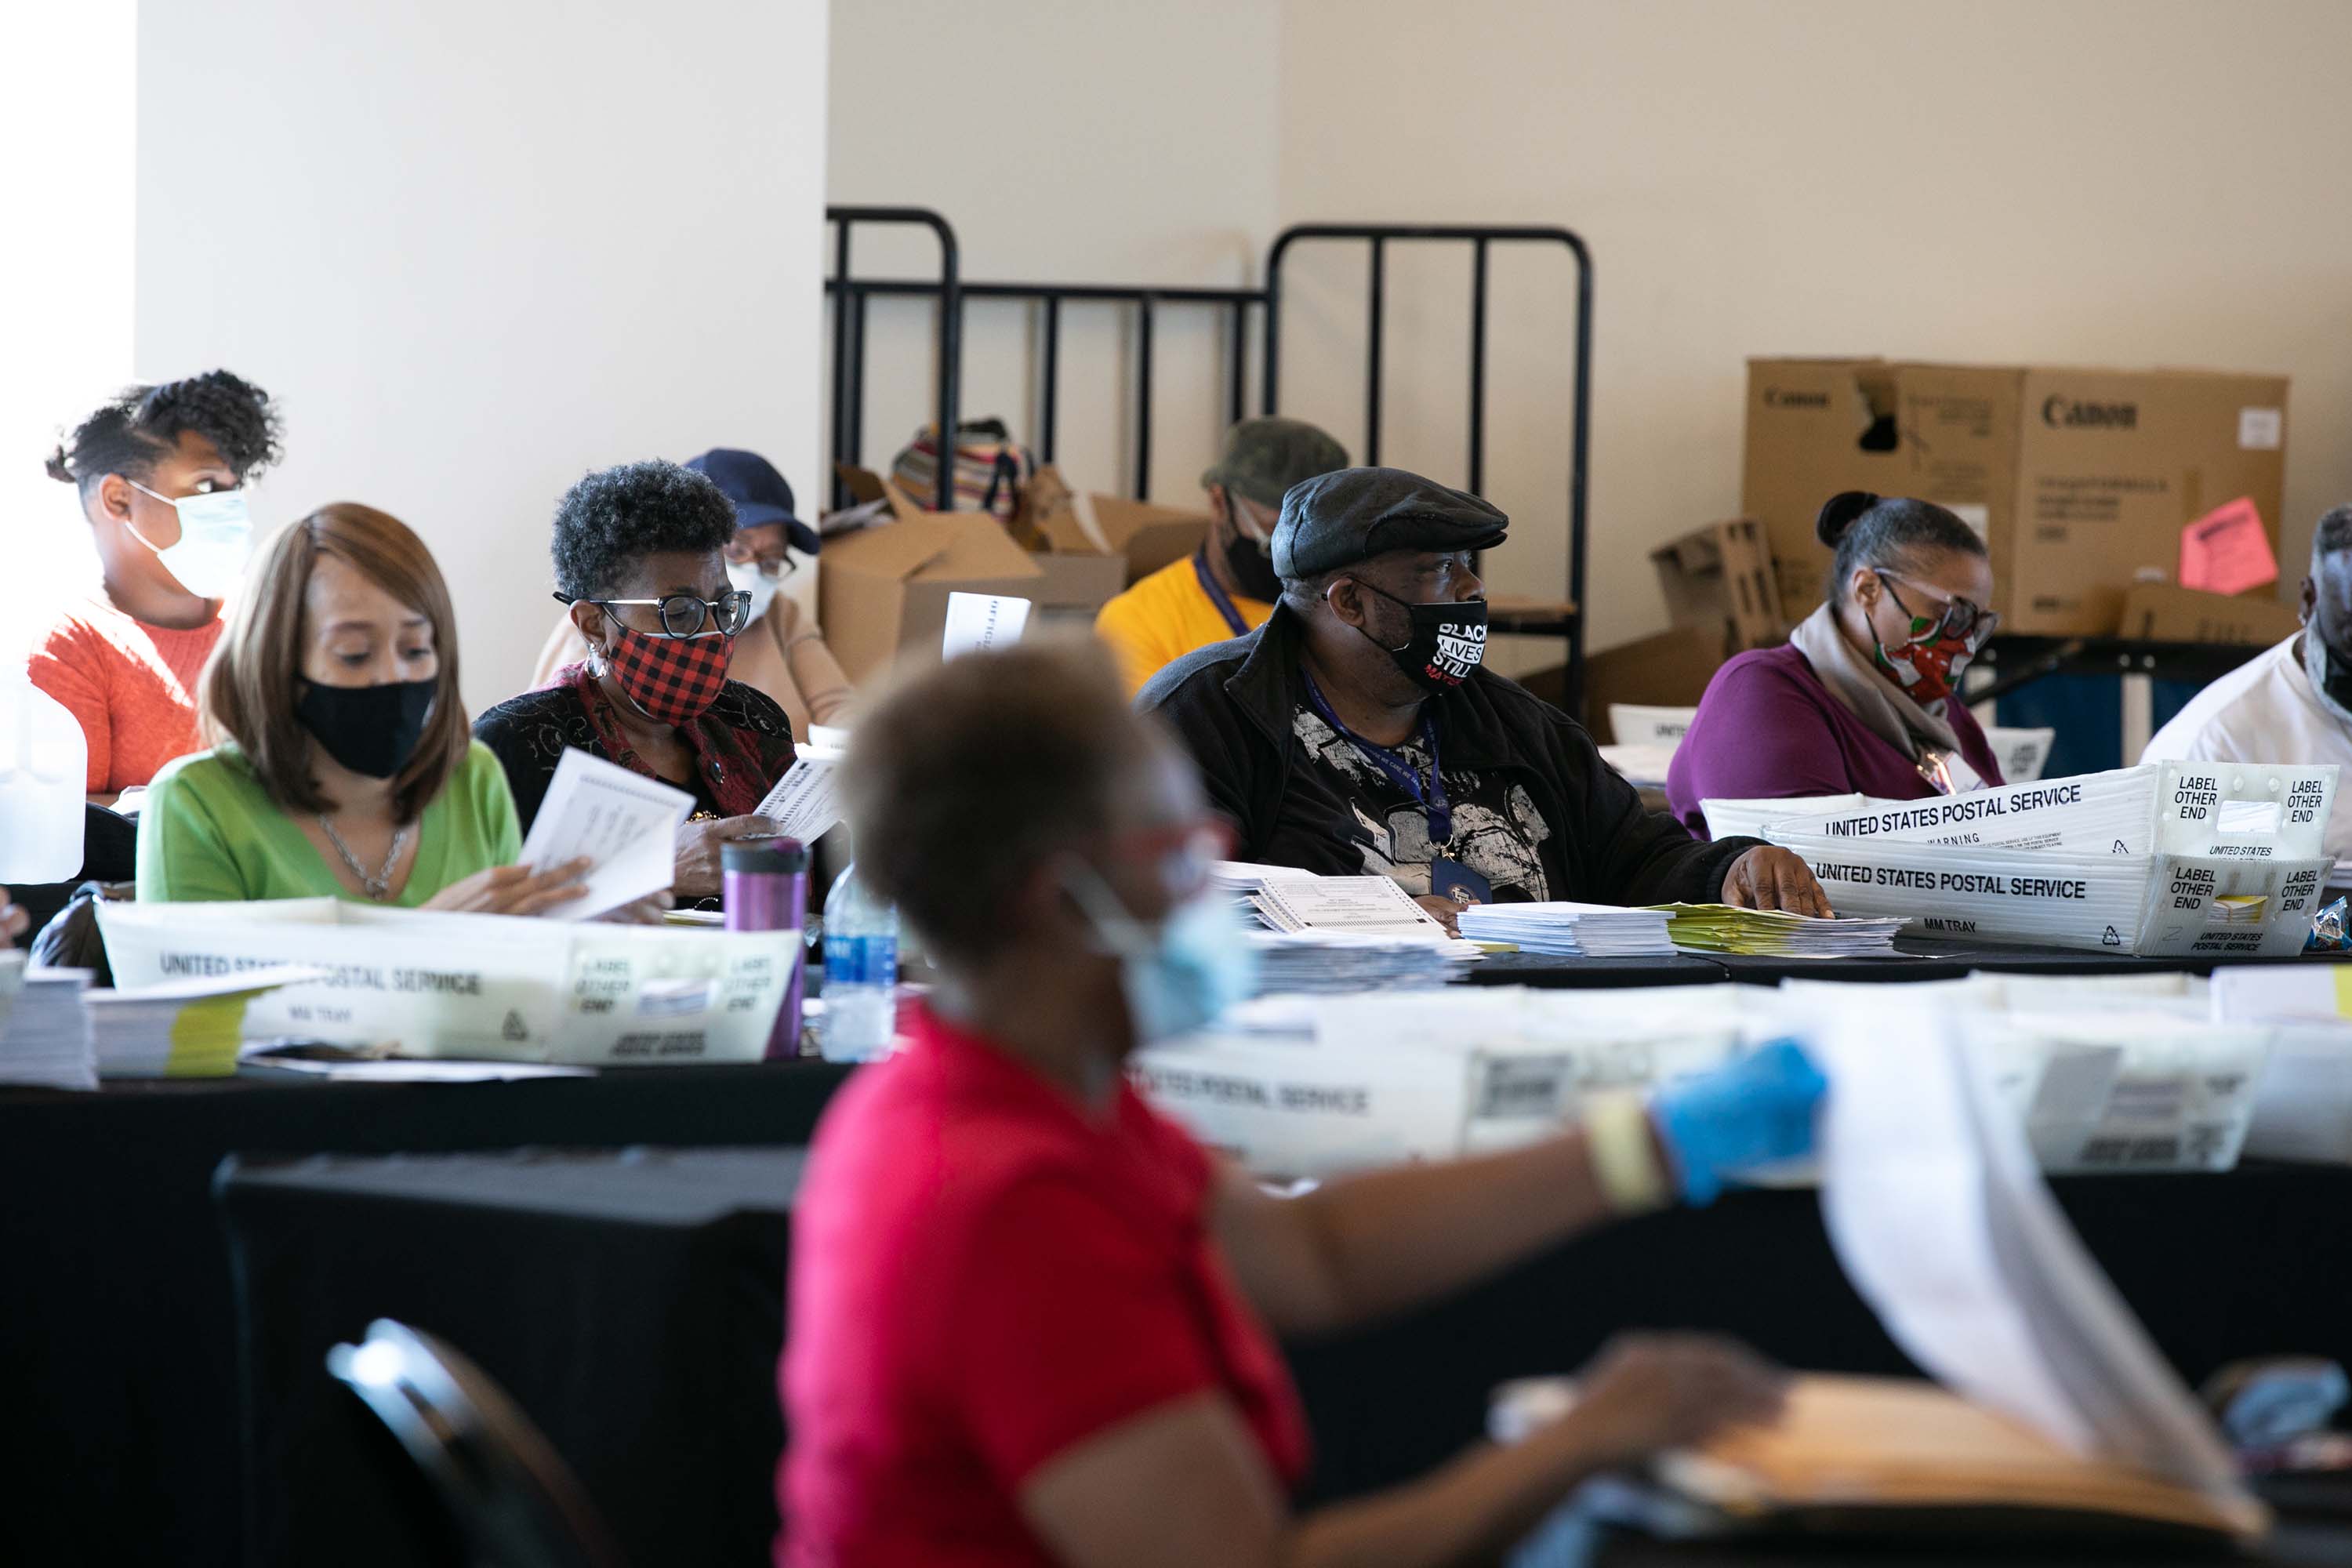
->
xmin=1785 ymin=601 xmax=1961 ymax=762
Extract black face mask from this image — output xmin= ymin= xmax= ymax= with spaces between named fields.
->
xmin=1221 ymin=509 xmax=1284 ymax=603
xmin=1350 ymin=579 xmax=1490 ymax=695
xmin=297 ymin=679 xmax=437 ymax=779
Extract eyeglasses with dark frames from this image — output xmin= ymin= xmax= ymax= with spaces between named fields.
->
xmin=552 ymin=590 xmax=753 ymax=641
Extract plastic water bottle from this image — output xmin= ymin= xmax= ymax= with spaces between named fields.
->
xmin=818 ymin=862 xmax=900 ymax=1062
xmin=0 ymin=674 xmax=86 ymax=884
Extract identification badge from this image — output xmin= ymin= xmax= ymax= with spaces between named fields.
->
xmin=1430 ymin=857 xmax=1493 ymax=909
xmin=1918 ymin=750 xmax=1986 ymax=797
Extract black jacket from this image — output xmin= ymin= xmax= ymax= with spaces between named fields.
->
xmin=1138 ymin=605 xmax=1759 ymax=906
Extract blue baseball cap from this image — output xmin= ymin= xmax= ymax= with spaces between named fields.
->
xmin=683 ymin=448 xmax=819 ymax=556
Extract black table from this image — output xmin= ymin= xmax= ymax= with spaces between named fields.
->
xmin=0 ymin=1062 xmax=850 ymax=1568
xmin=1472 ymin=939 xmax=2352 ymax=989
xmin=220 ymin=1149 xmax=2352 ymax=1568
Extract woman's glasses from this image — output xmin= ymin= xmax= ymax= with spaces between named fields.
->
xmin=1875 ymin=572 xmax=1998 ymax=644
xmin=553 ymin=590 xmax=753 ymax=640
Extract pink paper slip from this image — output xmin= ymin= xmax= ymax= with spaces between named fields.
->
xmin=2180 ymin=498 xmax=2278 ymax=597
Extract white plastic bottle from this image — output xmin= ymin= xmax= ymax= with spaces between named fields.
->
xmin=818 ymin=862 xmax=900 ymax=1062
xmin=0 ymin=674 xmax=86 ymax=884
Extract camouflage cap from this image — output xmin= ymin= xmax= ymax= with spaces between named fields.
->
xmin=1200 ymin=416 xmax=1349 ymax=510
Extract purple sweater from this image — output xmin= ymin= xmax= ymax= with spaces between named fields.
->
xmin=1664 ymin=643 xmax=2005 ymax=837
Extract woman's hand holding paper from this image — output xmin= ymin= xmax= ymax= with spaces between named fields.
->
xmin=421 ymin=856 xmax=593 ymax=917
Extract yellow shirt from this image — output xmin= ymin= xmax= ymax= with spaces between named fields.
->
xmin=1094 ymin=554 xmax=1274 ymax=697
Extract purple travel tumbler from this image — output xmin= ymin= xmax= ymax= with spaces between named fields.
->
xmin=722 ymin=834 xmax=809 ymax=1059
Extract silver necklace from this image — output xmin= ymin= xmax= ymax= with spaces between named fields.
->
xmin=318 ymin=815 xmax=412 ymax=901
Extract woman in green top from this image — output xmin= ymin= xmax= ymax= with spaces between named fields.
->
xmin=138 ymin=502 xmax=594 ymax=912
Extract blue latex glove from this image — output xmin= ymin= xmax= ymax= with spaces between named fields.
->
xmin=1651 ymin=1039 xmax=1828 ymax=1205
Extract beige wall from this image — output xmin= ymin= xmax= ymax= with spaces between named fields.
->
xmin=1279 ymin=0 xmax=2352 ymax=656
xmin=826 ymin=0 xmax=1281 ymax=508
xmin=138 ymin=0 xmax=833 ymax=717
xmin=835 ymin=0 xmax=2352 ymax=673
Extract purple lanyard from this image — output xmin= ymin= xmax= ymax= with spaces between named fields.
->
xmin=1300 ymin=668 xmax=1454 ymax=845
xmin=1190 ymin=546 xmax=1250 ymax=638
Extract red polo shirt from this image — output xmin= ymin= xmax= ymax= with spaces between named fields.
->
xmin=779 ymin=1004 xmax=1309 ymax=1566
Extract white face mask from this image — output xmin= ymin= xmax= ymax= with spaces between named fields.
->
xmin=725 ymin=558 xmax=782 ymax=625
xmin=126 ymin=482 xmax=253 ymax=599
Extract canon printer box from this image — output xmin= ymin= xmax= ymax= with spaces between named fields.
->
xmin=1741 ymin=360 xmax=2289 ymax=637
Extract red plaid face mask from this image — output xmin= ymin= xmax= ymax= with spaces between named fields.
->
xmin=601 ymin=623 xmax=732 ymax=725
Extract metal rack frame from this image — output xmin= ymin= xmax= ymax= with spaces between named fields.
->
xmin=822 ymin=206 xmax=1594 ymax=702
xmin=1260 ymin=223 xmax=1592 ymax=708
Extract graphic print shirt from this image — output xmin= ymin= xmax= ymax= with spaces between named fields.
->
xmin=1289 ymin=703 xmax=1551 ymax=901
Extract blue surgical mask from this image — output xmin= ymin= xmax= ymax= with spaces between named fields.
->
xmin=127 ymin=482 xmax=253 ymax=599
xmin=1064 ymin=863 xmax=1258 ymax=1045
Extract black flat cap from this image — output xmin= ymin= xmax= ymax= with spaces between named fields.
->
xmin=1272 ymin=466 xmax=1508 ymax=580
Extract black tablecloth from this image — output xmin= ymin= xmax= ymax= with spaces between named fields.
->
xmin=0 ymin=1062 xmax=849 ymax=1568
xmin=221 ymin=1146 xmax=802 ymax=1568
xmin=220 ymin=1149 xmax=2352 ymax=1568
xmin=1474 ymin=939 xmax=2352 ymax=989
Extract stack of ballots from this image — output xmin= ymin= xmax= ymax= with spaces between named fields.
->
xmin=0 ymin=960 xmax=97 ymax=1091
xmin=1214 ymin=862 xmax=1479 ymax=992
xmin=1214 ymin=862 xmax=1445 ymax=936
xmin=84 ymin=965 xmax=326 ymax=1078
xmin=1248 ymin=931 xmax=1465 ymax=994
xmin=1456 ymin=902 xmax=1675 ymax=957
xmin=1650 ymin=902 xmax=1908 ymax=957
xmin=1751 ymin=761 xmax=2340 ymax=960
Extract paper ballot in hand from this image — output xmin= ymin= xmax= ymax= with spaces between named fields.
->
xmin=517 ymin=748 xmax=694 ymax=920
xmin=752 ymin=757 xmax=844 ymax=845
xmin=748 ymin=726 xmax=849 ymax=847
xmin=942 ymin=592 xmax=1030 ymax=659
xmin=1814 ymin=1011 xmax=2252 ymax=1514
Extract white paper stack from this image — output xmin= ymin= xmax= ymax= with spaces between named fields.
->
xmin=1597 ymin=742 xmax=1678 ymax=789
xmin=0 ymin=964 xmax=97 ymax=1091
xmin=1456 ymin=902 xmax=1675 ymax=957
xmin=1214 ymin=863 xmax=1455 ymax=943
xmin=1247 ymin=930 xmax=1473 ymax=994
xmin=84 ymin=964 xmax=328 ymax=1078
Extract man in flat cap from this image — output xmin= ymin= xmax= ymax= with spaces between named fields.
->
xmin=1139 ymin=466 xmax=1831 ymax=927
xmin=1096 ymin=416 xmax=1348 ymax=695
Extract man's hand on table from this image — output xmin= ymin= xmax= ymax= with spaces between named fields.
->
xmin=1720 ymin=847 xmax=1834 ymax=918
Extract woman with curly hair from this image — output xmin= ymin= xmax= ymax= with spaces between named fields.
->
xmin=30 ymin=370 xmax=282 ymax=802
xmin=475 ymin=459 xmax=798 ymax=901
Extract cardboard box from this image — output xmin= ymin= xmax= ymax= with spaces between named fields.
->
xmin=1578 ymin=627 xmax=1730 ymax=740
xmin=837 ymin=462 xmax=1126 ymax=630
xmin=1742 ymin=360 xmax=2290 ymax=636
xmin=2117 ymin=583 xmax=2301 ymax=646
xmin=1652 ymin=519 xmax=1785 ymax=651
xmin=819 ymin=468 xmax=1044 ymax=686
xmin=1022 ymin=463 xmax=1212 ymax=586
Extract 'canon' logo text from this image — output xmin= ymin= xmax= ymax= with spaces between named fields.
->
xmin=1762 ymin=388 xmax=1829 ymax=408
xmin=2042 ymin=395 xmax=2136 ymax=430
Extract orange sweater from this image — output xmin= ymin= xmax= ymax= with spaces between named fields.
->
xmin=27 ymin=597 xmax=224 ymax=794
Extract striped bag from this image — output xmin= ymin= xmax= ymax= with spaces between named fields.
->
xmin=889 ymin=417 xmax=1036 ymax=522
